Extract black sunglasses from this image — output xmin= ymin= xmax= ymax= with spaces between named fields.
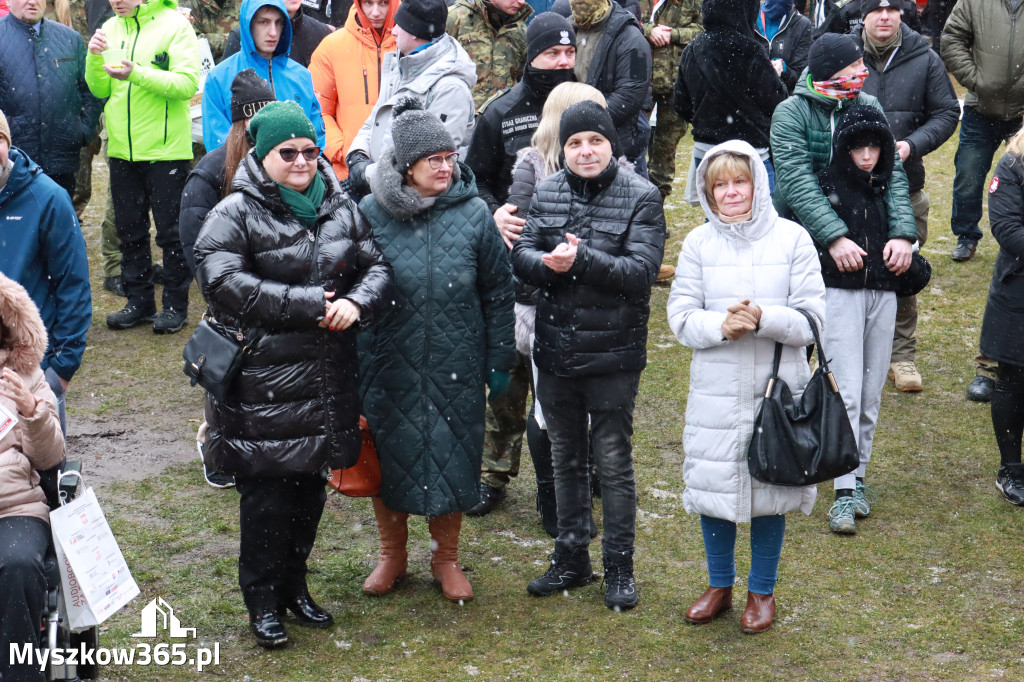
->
xmin=276 ymin=146 xmax=321 ymax=163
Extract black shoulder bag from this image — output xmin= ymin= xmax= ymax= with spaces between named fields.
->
xmin=182 ymin=317 xmax=251 ymax=402
xmin=747 ymin=309 xmax=859 ymax=486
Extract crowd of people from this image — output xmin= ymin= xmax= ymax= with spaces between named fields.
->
xmin=2 ymin=0 xmax=1024 ymax=673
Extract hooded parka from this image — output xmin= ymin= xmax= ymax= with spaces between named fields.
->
xmin=667 ymin=140 xmax=825 ymax=522
xmin=0 ymin=274 xmax=65 ymax=525
xmin=358 ymin=154 xmax=516 ymax=517
xmin=84 ymin=0 xmax=200 ymax=162
xmin=309 ymin=1 xmax=398 ymax=179
xmin=201 ymin=0 xmax=326 ymax=151
xmin=194 ymin=153 xmax=393 ymax=478
xmin=981 ymin=151 xmax=1024 ymax=366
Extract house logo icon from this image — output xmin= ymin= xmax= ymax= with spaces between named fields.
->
xmin=132 ymin=597 xmax=197 ymax=638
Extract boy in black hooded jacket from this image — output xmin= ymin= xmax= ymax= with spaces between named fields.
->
xmin=814 ymin=104 xmax=915 ymax=536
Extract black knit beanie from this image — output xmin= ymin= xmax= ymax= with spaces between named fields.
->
xmin=391 ymin=98 xmax=456 ymax=170
xmin=230 ymin=69 xmax=276 ymax=123
xmin=526 ymin=12 xmax=576 ymax=64
xmin=394 ymin=0 xmax=447 ymax=41
xmin=808 ymin=33 xmax=862 ymax=81
xmin=861 ymin=0 xmax=904 ymax=17
xmin=559 ymin=100 xmax=620 ymax=157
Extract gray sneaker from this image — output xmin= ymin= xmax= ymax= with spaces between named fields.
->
xmin=828 ymin=497 xmax=857 ymax=534
xmin=853 ymin=481 xmax=876 ymax=518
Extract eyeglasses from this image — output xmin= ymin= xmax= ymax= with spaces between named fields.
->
xmin=425 ymin=152 xmax=459 ymax=170
xmin=276 ymin=146 xmax=320 ymax=163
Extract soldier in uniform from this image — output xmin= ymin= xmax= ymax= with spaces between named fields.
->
xmin=639 ymin=0 xmax=700 ymax=205
xmin=447 ymin=0 xmax=533 ymax=111
xmin=180 ymin=0 xmax=242 ymax=61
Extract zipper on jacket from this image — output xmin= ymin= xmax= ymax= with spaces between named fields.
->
xmin=126 ymin=15 xmax=141 ymax=162
xmin=164 ymin=103 xmax=168 ymax=145
xmin=377 ymin=46 xmax=382 ymax=93
xmin=1009 ymin=13 xmax=1017 ymax=92
xmin=422 ymin=211 xmax=432 ymax=512
xmin=363 ymin=68 xmax=369 ymax=104
xmin=268 ymin=60 xmax=274 ymax=89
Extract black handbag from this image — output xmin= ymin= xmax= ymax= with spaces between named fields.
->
xmin=182 ymin=319 xmax=250 ymax=402
xmin=747 ymin=309 xmax=859 ymax=487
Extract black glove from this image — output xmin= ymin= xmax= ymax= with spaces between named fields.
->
xmin=346 ymin=152 xmax=371 ymax=196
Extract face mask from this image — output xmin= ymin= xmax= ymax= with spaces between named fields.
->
xmin=811 ymin=68 xmax=869 ymax=100
xmin=525 ymin=65 xmax=577 ymax=95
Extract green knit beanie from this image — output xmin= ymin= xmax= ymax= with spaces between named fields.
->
xmin=250 ymin=101 xmax=318 ymax=162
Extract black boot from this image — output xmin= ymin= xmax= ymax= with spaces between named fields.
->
xmin=466 ymin=481 xmax=505 ymax=517
xmin=603 ymin=550 xmax=638 ymax=611
xmin=249 ymin=608 xmax=288 ymax=648
xmin=527 ymin=546 xmax=595 ymax=596
xmin=281 ymin=588 xmax=333 ymax=628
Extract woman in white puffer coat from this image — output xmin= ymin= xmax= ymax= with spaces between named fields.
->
xmin=667 ymin=139 xmax=825 ymax=634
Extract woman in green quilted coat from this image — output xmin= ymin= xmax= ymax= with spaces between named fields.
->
xmin=359 ymin=98 xmax=516 ymax=603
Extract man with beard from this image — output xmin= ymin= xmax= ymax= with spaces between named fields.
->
xmin=462 ymin=12 xmax=577 ymax=517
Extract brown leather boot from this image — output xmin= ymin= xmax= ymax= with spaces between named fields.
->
xmin=684 ymin=586 xmax=732 ymax=624
xmin=428 ymin=512 xmax=474 ymax=602
xmin=362 ymin=496 xmax=409 ymax=596
xmin=740 ymin=591 xmax=776 ymax=634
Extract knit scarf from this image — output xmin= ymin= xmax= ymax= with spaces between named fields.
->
xmin=718 ymin=208 xmax=753 ymax=224
xmin=571 ymin=0 xmax=611 ymax=30
xmin=809 ymin=69 xmax=869 ymax=100
xmin=862 ymin=28 xmax=902 ymax=69
xmin=277 ymin=172 xmax=326 ymax=228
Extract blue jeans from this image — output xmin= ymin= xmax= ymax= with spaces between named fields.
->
xmin=951 ymin=107 xmax=1020 ymax=244
xmin=700 ymin=514 xmax=786 ymax=595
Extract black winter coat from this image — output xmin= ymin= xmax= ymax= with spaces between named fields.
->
xmin=194 ymin=153 xmax=393 ymax=478
xmin=580 ymin=3 xmax=652 ymax=162
xmin=465 ymin=67 xmax=574 ymax=213
xmin=512 ymin=160 xmax=666 ymax=376
xmin=0 ymin=16 xmax=104 ymax=177
xmin=223 ymin=7 xmax=333 ymax=67
xmin=981 ymin=151 xmax=1024 ymax=365
xmin=814 ymin=0 xmax=920 ymax=39
xmin=855 ymin=24 xmax=959 ymax=192
xmin=815 ymin=105 xmax=902 ymax=291
xmin=179 ymin=144 xmax=228 ymax=276
xmin=758 ymin=8 xmax=812 ymax=94
xmin=358 ymin=157 xmax=516 ymax=517
xmin=673 ymin=0 xmax=786 ymax=148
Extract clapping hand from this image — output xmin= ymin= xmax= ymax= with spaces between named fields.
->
xmin=541 ymin=233 xmax=579 ymax=273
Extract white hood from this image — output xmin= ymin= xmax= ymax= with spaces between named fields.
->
xmin=695 ymin=139 xmax=779 ymax=243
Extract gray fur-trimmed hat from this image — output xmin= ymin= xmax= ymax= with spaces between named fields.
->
xmin=391 ymin=98 xmax=456 ymax=171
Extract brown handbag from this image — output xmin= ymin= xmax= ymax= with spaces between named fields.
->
xmin=327 ymin=416 xmax=381 ymax=497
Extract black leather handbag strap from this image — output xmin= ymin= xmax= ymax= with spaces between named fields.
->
xmin=765 ymin=308 xmax=837 ymax=397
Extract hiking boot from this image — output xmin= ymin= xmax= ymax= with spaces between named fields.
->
xmin=996 ymin=463 xmax=1024 ymax=506
xmin=889 ymin=361 xmax=923 ymax=392
xmin=102 ymin=275 xmax=126 ymax=297
xmin=951 ymin=241 xmax=977 ymax=262
xmin=657 ymin=264 xmax=676 ymax=282
xmin=466 ymin=481 xmax=505 ymax=517
xmin=602 ymin=552 xmax=638 ymax=611
xmin=106 ymin=303 xmax=156 ymax=330
xmin=828 ymin=496 xmax=857 ymax=534
xmin=527 ymin=547 xmax=595 ymax=596
xmin=153 ymin=308 xmax=187 ymax=334
xmin=853 ymin=480 xmax=876 ymax=518
xmin=967 ymin=375 xmax=994 ymax=403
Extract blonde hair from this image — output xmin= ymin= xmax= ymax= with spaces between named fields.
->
xmin=54 ymin=0 xmax=72 ymax=27
xmin=1008 ymin=122 xmax=1024 ymax=159
xmin=703 ymin=152 xmax=753 ymax=212
xmin=530 ymin=82 xmax=607 ymax=175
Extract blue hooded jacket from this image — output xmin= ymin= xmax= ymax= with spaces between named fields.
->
xmin=0 ymin=148 xmax=92 ymax=382
xmin=201 ymin=0 xmax=326 ymax=151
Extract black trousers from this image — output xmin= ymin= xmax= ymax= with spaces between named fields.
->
xmin=48 ymin=172 xmax=77 ymax=203
xmin=993 ymin=362 xmax=1024 ymax=466
xmin=235 ymin=474 xmax=327 ymax=613
xmin=0 ymin=516 xmax=49 ymax=682
xmin=108 ymin=158 xmax=190 ymax=312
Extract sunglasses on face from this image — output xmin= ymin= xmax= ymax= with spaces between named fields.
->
xmin=425 ymin=152 xmax=459 ymax=170
xmin=276 ymin=146 xmax=321 ymax=163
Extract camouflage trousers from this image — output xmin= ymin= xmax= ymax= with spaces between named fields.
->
xmin=648 ymin=93 xmax=689 ymax=200
xmin=75 ymin=118 xmax=122 ymax=277
xmin=481 ymin=352 xmax=531 ymax=489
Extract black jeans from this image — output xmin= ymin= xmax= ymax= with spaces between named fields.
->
xmin=108 ymin=158 xmax=190 ymax=312
xmin=993 ymin=362 xmax=1024 ymax=466
xmin=48 ymin=172 xmax=77 ymax=202
xmin=0 ymin=516 xmax=49 ymax=682
xmin=535 ymin=370 xmax=640 ymax=557
xmin=235 ymin=474 xmax=327 ymax=613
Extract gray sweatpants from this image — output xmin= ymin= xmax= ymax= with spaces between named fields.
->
xmin=824 ymin=288 xmax=897 ymax=491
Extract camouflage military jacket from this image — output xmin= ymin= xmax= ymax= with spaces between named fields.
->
xmin=637 ymin=0 xmax=701 ymax=97
xmin=446 ymin=0 xmax=532 ymax=111
xmin=179 ymin=0 xmax=240 ymax=61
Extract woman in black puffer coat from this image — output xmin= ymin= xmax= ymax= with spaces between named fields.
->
xmin=194 ymin=101 xmax=392 ymax=649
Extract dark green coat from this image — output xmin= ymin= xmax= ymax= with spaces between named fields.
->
xmin=770 ymin=73 xmax=917 ymax=248
xmin=359 ymin=158 xmax=516 ymax=517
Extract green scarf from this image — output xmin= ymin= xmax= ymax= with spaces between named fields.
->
xmin=277 ymin=172 xmax=326 ymax=228
xmin=863 ymin=28 xmax=902 ymax=70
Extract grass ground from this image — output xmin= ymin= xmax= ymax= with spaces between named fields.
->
xmin=67 ymin=107 xmax=1024 ymax=681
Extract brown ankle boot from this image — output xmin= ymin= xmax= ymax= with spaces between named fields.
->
xmin=740 ymin=591 xmax=775 ymax=634
xmin=428 ymin=512 xmax=473 ymax=602
xmin=363 ymin=497 xmax=409 ymax=596
xmin=684 ymin=586 xmax=732 ymax=624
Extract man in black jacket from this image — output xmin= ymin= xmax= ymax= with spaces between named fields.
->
xmin=513 ymin=101 xmax=665 ymax=611
xmin=855 ymin=0 xmax=958 ymax=393
xmin=223 ymin=0 xmax=333 ymax=67
xmin=463 ymin=12 xmax=577 ymax=517
xmin=813 ymin=0 xmax=919 ymax=38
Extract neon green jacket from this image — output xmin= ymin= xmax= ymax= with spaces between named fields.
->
xmin=85 ymin=0 xmax=199 ymax=161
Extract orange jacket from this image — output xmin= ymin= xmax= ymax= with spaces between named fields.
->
xmin=310 ymin=1 xmax=398 ymax=179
